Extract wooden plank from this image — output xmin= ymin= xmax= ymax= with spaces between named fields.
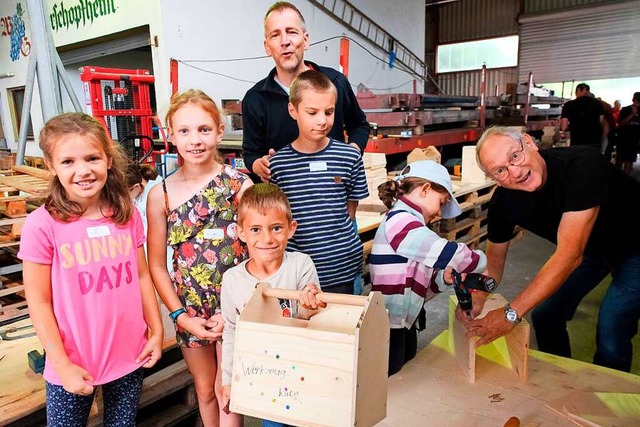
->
xmin=563 ymin=392 xmax=640 ymax=427
xmin=12 ymin=165 xmax=50 ymax=180
xmin=448 ymin=294 xmax=530 ymax=383
xmin=380 ymin=331 xmax=640 ymax=427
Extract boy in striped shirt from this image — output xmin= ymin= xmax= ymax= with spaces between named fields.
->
xmin=270 ymin=70 xmax=369 ymax=294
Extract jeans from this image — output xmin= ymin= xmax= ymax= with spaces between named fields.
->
xmin=531 ymin=253 xmax=640 ymax=372
xmin=46 ymin=367 xmax=144 ymax=427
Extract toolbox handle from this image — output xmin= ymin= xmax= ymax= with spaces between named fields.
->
xmin=262 ymin=288 xmax=366 ymax=307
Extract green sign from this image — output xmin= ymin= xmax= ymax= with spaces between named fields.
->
xmin=49 ymin=0 xmax=117 ymax=32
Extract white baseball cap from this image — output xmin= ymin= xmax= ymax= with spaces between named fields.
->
xmin=394 ymin=160 xmax=461 ymax=218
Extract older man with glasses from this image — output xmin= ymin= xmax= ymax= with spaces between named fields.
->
xmin=461 ymin=126 xmax=640 ymax=373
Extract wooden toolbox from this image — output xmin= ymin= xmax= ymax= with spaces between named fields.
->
xmin=230 ymin=284 xmax=390 ymax=427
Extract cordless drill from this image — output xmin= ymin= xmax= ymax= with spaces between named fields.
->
xmin=451 ymin=270 xmax=498 ymax=320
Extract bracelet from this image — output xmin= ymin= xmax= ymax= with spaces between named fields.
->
xmin=169 ymin=307 xmax=186 ymax=324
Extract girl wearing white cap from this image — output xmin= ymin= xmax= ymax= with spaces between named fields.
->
xmin=370 ymin=160 xmax=488 ymax=375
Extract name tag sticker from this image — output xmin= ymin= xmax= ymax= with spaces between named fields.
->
xmin=204 ymin=228 xmax=225 ymax=240
xmin=309 ymin=161 xmax=328 ymax=172
xmin=87 ymin=225 xmax=111 ymax=238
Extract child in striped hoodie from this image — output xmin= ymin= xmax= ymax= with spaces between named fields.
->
xmin=370 ymin=160 xmax=487 ymax=375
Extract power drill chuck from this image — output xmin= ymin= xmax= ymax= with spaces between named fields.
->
xmin=451 ymin=270 xmax=498 ymax=320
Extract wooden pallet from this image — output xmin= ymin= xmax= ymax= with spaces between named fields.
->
xmin=0 ymin=165 xmax=51 ymax=197
xmin=429 ymin=181 xmax=497 ymax=249
xmin=0 ymin=273 xmax=28 ymax=326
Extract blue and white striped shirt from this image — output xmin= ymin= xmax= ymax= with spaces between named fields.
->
xmin=270 ymin=139 xmax=369 ymax=289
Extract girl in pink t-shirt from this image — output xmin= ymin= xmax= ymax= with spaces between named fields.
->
xmin=18 ymin=113 xmax=163 ymax=426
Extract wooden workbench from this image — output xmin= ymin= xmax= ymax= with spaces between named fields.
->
xmin=381 ymin=331 xmax=640 ymax=426
xmin=0 ymin=319 xmax=184 ymax=427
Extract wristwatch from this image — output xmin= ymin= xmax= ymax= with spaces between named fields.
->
xmin=504 ymin=303 xmax=521 ymax=324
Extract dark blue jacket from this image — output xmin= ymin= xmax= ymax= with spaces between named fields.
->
xmin=241 ymin=61 xmax=370 ymax=179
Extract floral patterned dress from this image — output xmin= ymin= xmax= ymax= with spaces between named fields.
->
xmin=164 ymin=165 xmax=249 ymax=347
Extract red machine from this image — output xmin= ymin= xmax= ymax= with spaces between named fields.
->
xmin=80 ymin=66 xmax=168 ymax=164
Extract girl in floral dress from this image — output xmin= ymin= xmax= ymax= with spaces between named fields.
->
xmin=147 ymin=89 xmax=252 ymax=427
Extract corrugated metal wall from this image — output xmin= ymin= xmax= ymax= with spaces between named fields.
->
xmin=524 ymin=0 xmax=616 ymax=14
xmin=438 ymin=67 xmax=518 ymax=96
xmin=439 ymin=0 xmax=519 ymax=44
xmin=519 ymin=0 xmax=640 ymax=82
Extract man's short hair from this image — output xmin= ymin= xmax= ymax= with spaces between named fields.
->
xmin=237 ymin=183 xmax=293 ymax=225
xmin=633 ymin=92 xmax=640 ymax=103
xmin=264 ymin=2 xmax=306 ymax=35
xmin=576 ymin=83 xmax=590 ymax=92
xmin=289 ymin=70 xmax=337 ymax=108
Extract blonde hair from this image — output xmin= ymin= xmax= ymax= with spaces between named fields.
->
xmin=165 ymin=89 xmax=224 ymax=163
xmin=39 ymin=112 xmax=133 ymax=224
xmin=378 ymin=177 xmax=448 ymax=209
xmin=289 ymin=70 xmax=337 ymax=108
xmin=237 ymin=183 xmax=292 ymax=225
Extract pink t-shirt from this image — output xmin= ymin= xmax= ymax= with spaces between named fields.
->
xmin=18 ymin=206 xmax=148 ymax=385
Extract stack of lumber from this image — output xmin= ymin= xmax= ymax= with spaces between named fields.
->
xmin=359 ymin=152 xmax=388 ymax=210
xmin=0 ymin=165 xmax=50 ymax=325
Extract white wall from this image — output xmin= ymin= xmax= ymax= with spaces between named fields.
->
xmin=1 ymin=0 xmax=425 ymax=153
xmin=0 ymin=0 xmax=164 ymax=154
xmin=159 ymin=0 xmax=425 ymax=115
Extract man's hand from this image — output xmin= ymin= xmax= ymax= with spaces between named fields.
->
xmin=253 ymin=149 xmax=276 ymax=182
xmin=349 ymin=142 xmax=361 ymax=152
xmin=454 ymin=290 xmax=489 ymax=322
xmin=463 ymin=307 xmax=515 ymax=347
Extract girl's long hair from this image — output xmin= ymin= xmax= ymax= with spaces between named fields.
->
xmin=39 ymin=113 xmax=134 ymax=225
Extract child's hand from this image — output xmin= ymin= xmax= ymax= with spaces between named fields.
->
xmin=204 ymin=312 xmax=224 ymax=341
xmin=136 ymin=334 xmax=163 ymax=368
xmin=222 ymin=385 xmax=232 ymax=414
xmin=299 ymin=284 xmax=326 ymax=310
xmin=179 ymin=315 xmax=223 ymax=341
xmin=58 ymin=362 xmax=94 ymax=396
xmin=443 ymin=267 xmax=465 ymax=285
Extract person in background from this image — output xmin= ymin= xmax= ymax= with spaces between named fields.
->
xmin=615 ymin=92 xmax=640 ymax=175
xmin=147 ymin=89 xmax=252 ymax=427
xmin=270 ymin=70 xmax=368 ymax=294
xmin=371 ymin=160 xmax=487 ymax=375
xmin=469 ymin=126 xmax=640 ymax=373
xmin=125 ymin=162 xmax=163 ymax=235
xmin=560 ymin=83 xmax=608 ymax=152
xmin=597 ymin=96 xmax=616 ymax=159
xmin=220 ymin=183 xmax=325 ymax=427
xmin=613 ymin=99 xmax=622 ymax=123
xmin=19 ymin=113 xmax=163 ymax=426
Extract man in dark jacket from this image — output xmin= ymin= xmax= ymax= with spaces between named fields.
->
xmin=242 ymin=1 xmax=369 ymax=183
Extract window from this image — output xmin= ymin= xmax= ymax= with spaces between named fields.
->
xmin=437 ymin=35 xmax=519 ymax=74
xmin=8 ymin=86 xmax=34 ymax=138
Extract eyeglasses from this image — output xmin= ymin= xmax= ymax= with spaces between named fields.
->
xmin=490 ymin=138 xmax=526 ymax=182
